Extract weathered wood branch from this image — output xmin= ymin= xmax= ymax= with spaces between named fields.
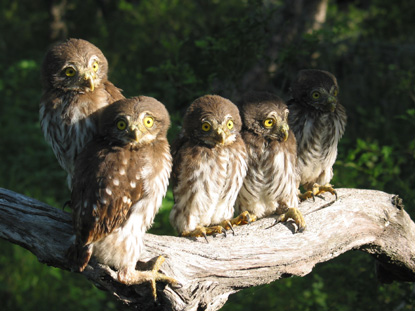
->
xmin=1 ymin=187 xmax=415 ymax=311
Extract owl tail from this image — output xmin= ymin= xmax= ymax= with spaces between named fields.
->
xmin=66 ymin=241 xmax=93 ymax=272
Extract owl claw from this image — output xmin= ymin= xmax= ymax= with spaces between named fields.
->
xmin=117 ymin=256 xmax=179 ymax=301
xmin=299 ymin=183 xmax=337 ymax=201
xmin=181 ymin=224 xmax=229 ymax=243
xmin=230 ymin=211 xmax=257 ymax=226
xmin=220 ymin=219 xmax=235 ymax=235
xmin=270 ymin=207 xmax=306 ymax=233
xmin=202 ymin=231 xmax=209 ymax=243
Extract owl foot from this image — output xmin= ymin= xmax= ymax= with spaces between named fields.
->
xmin=219 ymin=219 xmax=235 ymax=235
xmin=299 ymin=183 xmax=337 ymax=201
xmin=181 ymin=225 xmax=228 ymax=242
xmin=117 ymin=256 xmax=179 ymax=301
xmin=273 ymin=207 xmax=306 ymax=232
xmin=230 ymin=211 xmax=257 ymax=226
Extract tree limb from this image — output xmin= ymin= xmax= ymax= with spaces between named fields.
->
xmin=1 ymin=187 xmax=415 ymax=311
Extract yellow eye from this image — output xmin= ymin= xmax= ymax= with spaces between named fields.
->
xmin=64 ymin=67 xmax=76 ymax=77
xmin=92 ymin=61 xmax=99 ymax=72
xmin=227 ymin=120 xmax=234 ymax=130
xmin=312 ymin=91 xmax=321 ymax=99
xmin=201 ymin=122 xmax=211 ymax=132
xmin=263 ymin=118 xmax=274 ymax=128
xmin=333 ymin=89 xmax=338 ymax=96
xmin=144 ymin=116 xmax=154 ymax=128
xmin=116 ymin=119 xmax=127 ymax=131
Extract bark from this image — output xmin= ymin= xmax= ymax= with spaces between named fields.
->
xmin=1 ymin=187 xmax=415 ymax=311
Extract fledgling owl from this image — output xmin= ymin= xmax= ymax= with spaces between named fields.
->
xmin=67 ymin=96 xmax=176 ymax=299
xmin=40 ymin=38 xmax=124 ymax=188
xmin=169 ymin=95 xmax=247 ymax=240
xmin=287 ymin=69 xmax=347 ymax=200
xmin=236 ymin=92 xmax=305 ymax=232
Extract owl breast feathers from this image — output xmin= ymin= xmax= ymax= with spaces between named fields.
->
xmin=288 ymin=69 xmax=347 ymax=190
xmin=68 ymin=96 xmax=171 ymax=273
xmin=39 ymin=38 xmax=124 ymax=188
xmin=169 ymin=95 xmax=247 ymax=235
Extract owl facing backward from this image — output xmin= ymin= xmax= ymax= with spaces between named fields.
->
xmin=67 ymin=96 xmax=176 ymax=299
xmin=40 ymin=38 xmax=124 ymax=188
xmin=288 ymin=69 xmax=347 ymax=200
xmin=169 ymin=95 xmax=248 ymax=240
xmin=236 ymin=92 xmax=305 ymax=232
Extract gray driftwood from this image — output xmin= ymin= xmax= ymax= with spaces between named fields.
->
xmin=1 ymin=187 xmax=415 ymax=310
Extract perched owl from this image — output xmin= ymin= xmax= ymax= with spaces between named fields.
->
xmin=235 ymin=92 xmax=305 ymax=232
xmin=287 ymin=69 xmax=347 ymax=200
xmin=169 ymin=95 xmax=247 ymax=240
xmin=67 ymin=96 xmax=176 ymax=298
xmin=40 ymin=38 xmax=124 ymax=188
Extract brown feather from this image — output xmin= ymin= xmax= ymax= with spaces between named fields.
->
xmin=287 ymin=69 xmax=347 ymax=189
xmin=68 ymin=97 xmax=171 ymax=272
xmin=236 ymin=91 xmax=299 ymax=218
xmin=39 ymin=38 xmax=124 ymax=188
xmin=169 ymin=95 xmax=247 ymax=234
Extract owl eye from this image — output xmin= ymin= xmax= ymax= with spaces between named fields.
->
xmin=333 ymin=89 xmax=338 ymax=96
xmin=92 ymin=61 xmax=99 ymax=72
xmin=227 ymin=120 xmax=234 ymax=130
xmin=263 ymin=118 xmax=275 ymax=128
xmin=64 ymin=67 xmax=76 ymax=77
xmin=143 ymin=116 xmax=154 ymax=128
xmin=312 ymin=91 xmax=321 ymax=99
xmin=116 ymin=119 xmax=128 ymax=131
xmin=201 ymin=122 xmax=211 ymax=132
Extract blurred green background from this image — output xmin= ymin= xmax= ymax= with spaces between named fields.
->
xmin=1 ymin=0 xmax=415 ymax=310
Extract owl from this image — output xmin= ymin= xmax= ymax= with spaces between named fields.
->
xmin=235 ymin=92 xmax=305 ymax=232
xmin=169 ymin=95 xmax=248 ymax=240
xmin=40 ymin=38 xmax=124 ymax=188
xmin=287 ymin=69 xmax=347 ymax=200
xmin=66 ymin=96 xmax=176 ymax=299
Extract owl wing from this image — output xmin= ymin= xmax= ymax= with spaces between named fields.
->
xmin=170 ymin=131 xmax=188 ymax=191
xmin=71 ymin=139 xmax=143 ymax=246
xmin=103 ymin=80 xmax=125 ymax=103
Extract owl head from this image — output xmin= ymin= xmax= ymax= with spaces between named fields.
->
xmin=183 ymin=95 xmax=242 ymax=147
xmin=41 ymin=38 xmax=109 ymax=93
xmin=99 ymin=96 xmax=170 ymax=147
xmin=240 ymin=92 xmax=290 ymax=142
xmin=291 ymin=69 xmax=339 ymax=112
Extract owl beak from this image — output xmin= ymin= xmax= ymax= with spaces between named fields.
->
xmin=83 ymin=72 xmax=95 ymax=92
xmin=215 ymin=127 xmax=226 ymax=145
xmin=128 ymin=125 xmax=143 ymax=143
xmin=326 ymin=96 xmax=337 ymax=112
xmin=276 ymin=123 xmax=289 ymax=142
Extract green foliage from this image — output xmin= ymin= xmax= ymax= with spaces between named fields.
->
xmin=1 ymin=0 xmax=415 ymax=310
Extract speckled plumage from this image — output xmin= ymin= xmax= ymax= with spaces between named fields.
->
xmin=236 ymin=92 xmax=299 ymax=220
xmin=67 ymin=96 xmax=171 ymax=275
xmin=169 ymin=95 xmax=247 ymax=235
xmin=40 ymin=38 xmax=124 ymax=188
xmin=287 ymin=69 xmax=347 ymax=191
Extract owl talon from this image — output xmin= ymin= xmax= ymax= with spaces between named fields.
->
xmin=271 ymin=207 xmax=306 ymax=232
xmin=117 ymin=256 xmax=179 ymax=301
xmin=220 ymin=219 xmax=235 ymax=235
xmin=181 ymin=224 xmax=229 ymax=242
xmin=230 ymin=211 xmax=257 ymax=226
xmin=299 ymin=183 xmax=337 ymax=201
xmin=219 ymin=227 xmax=227 ymax=238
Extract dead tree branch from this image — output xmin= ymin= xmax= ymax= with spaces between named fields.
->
xmin=1 ymin=187 xmax=415 ymax=311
